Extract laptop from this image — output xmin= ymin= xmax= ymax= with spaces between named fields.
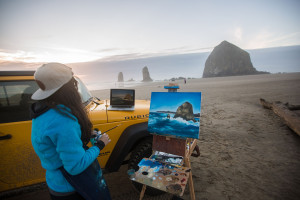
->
xmin=108 ymin=89 xmax=135 ymax=111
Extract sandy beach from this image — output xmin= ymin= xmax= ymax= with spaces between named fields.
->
xmin=92 ymin=72 xmax=300 ymax=200
xmin=5 ymin=72 xmax=300 ymax=200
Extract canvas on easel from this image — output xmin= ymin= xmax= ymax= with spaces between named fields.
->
xmin=130 ymin=92 xmax=201 ymax=199
xmin=148 ymin=92 xmax=201 ymax=139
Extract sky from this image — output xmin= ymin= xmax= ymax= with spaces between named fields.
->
xmin=150 ymin=92 xmax=202 ymax=113
xmin=0 ymin=0 xmax=299 ymax=65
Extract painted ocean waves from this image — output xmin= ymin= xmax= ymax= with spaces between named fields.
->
xmin=148 ymin=112 xmax=200 ymax=139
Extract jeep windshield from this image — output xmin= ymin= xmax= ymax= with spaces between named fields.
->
xmin=74 ymin=76 xmax=94 ymax=104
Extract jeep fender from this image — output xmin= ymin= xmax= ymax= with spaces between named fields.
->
xmin=105 ymin=122 xmax=151 ymax=172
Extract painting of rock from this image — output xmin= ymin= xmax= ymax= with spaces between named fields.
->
xmin=148 ymin=92 xmax=201 ymax=139
xmin=174 ymin=102 xmax=196 ymax=122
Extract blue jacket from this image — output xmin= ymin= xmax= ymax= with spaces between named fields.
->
xmin=31 ymin=104 xmax=100 ymax=193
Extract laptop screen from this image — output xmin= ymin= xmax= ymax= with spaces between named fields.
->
xmin=110 ymin=89 xmax=135 ymax=107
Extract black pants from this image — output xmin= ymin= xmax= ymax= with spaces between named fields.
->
xmin=49 ymin=192 xmax=85 ymax=200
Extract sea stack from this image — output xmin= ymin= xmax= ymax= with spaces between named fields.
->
xmin=174 ymin=102 xmax=195 ymax=122
xmin=142 ymin=66 xmax=153 ymax=82
xmin=118 ymin=72 xmax=124 ymax=82
xmin=203 ymin=41 xmax=259 ymax=78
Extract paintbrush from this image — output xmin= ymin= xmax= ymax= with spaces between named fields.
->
xmin=94 ymin=124 xmax=122 ymax=135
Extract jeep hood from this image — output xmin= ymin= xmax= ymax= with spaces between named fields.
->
xmin=88 ymin=99 xmax=150 ymax=124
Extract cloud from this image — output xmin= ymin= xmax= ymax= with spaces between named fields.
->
xmin=234 ymin=27 xmax=243 ymax=41
xmin=164 ymin=46 xmax=213 ymax=53
xmin=95 ymin=48 xmax=121 ymax=53
xmin=0 ymin=50 xmax=38 ymax=62
xmin=267 ymin=32 xmax=300 ymax=46
xmin=99 ymin=53 xmax=147 ymax=62
xmin=0 ymin=47 xmax=104 ymax=64
xmin=245 ymin=31 xmax=300 ymax=49
xmin=0 ymin=60 xmax=40 ymax=70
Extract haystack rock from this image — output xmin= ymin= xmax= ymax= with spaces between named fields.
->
xmin=174 ymin=102 xmax=195 ymax=122
xmin=142 ymin=66 xmax=153 ymax=82
xmin=118 ymin=72 xmax=124 ymax=82
xmin=203 ymin=41 xmax=262 ymax=78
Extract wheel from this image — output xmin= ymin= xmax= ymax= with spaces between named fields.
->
xmin=128 ymin=138 xmax=165 ymax=196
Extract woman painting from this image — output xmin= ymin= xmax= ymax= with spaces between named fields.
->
xmin=31 ymin=63 xmax=111 ymax=200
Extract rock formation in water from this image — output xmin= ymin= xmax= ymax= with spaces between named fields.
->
xmin=142 ymin=66 xmax=153 ymax=82
xmin=203 ymin=41 xmax=268 ymax=78
xmin=174 ymin=102 xmax=195 ymax=122
xmin=118 ymin=72 xmax=124 ymax=82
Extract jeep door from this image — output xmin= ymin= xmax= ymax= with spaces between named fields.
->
xmin=0 ymin=80 xmax=45 ymax=192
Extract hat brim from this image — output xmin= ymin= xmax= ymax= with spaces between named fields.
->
xmin=31 ymin=87 xmax=61 ymax=100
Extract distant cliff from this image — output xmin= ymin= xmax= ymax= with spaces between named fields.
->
xmin=203 ymin=41 xmax=269 ymax=78
xmin=118 ymin=72 xmax=124 ymax=82
xmin=142 ymin=66 xmax=153 ymax=82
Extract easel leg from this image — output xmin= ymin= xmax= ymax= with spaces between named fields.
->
xmin=185 ymin=157 xmax=196 ymax=200
xmin=139 ymin=185 xmax=147 ymax=200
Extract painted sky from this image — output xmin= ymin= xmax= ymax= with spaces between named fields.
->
xmin=149 ymin=92 xmax=202 ymax=113
xmin=0 ymin=0 xmax=299 ymax=65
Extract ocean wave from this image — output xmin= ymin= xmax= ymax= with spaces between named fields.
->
xmin=148 ymin=112 xmax=200 ymax=139
xmin=168 ymin=116 xmax=199 ymax=127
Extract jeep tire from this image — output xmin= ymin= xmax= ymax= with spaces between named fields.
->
xmin=128 ymin=138 xmax=165 ymax=196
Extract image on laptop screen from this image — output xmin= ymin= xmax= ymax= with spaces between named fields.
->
xmin=110 ymin=89 xmax=135 ymax=107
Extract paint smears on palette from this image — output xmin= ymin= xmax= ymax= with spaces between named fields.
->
xmin=130 ymin=158 xmax=190 ymax=196
xmin=150 ymin=151 xmax=183 ymax=166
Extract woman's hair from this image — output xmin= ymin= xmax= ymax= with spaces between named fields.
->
xmin=44 ymin=77 xmax=92 ymax=145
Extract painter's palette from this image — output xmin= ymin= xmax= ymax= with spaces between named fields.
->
xmin=130 ymin=158 xmax=190 ymax=196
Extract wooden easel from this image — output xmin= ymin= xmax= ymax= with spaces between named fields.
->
xmin=139 ymin=84 xmax=197 ymax=200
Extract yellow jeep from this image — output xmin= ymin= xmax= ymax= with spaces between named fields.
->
xmin=0 ymin=71 xmax=155 ymax=195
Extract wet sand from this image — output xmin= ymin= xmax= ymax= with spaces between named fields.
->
xmin=5 ymin=73 xmax=300 ymax=200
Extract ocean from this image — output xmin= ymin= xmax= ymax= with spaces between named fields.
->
xmin=1 ymin=45 xmax=299 ymax=91
xmin=70 ymin=45 xmax=300 ymax=90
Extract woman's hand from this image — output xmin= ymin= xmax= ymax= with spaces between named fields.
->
xmin=98 ymin=133 xmax=111 ymax=146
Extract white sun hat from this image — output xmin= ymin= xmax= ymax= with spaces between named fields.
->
xmin=31 ymin=63 xmax=73 ymax=100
